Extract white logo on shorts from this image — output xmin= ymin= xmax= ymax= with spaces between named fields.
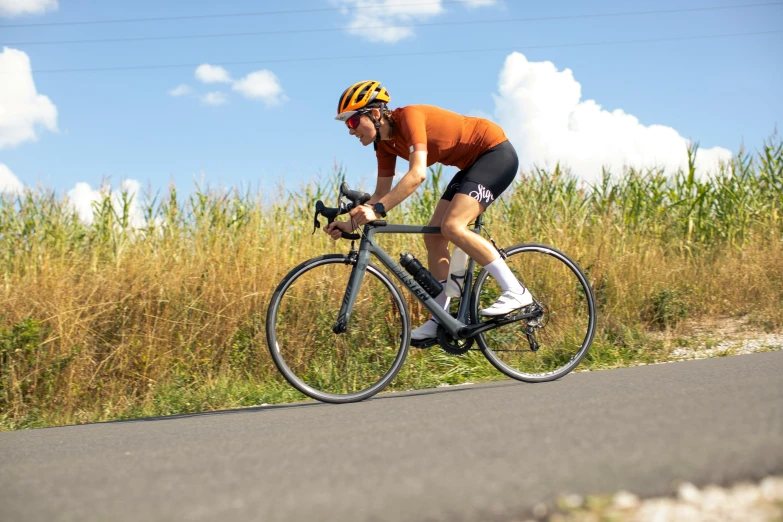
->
xmin=469 ymin=184 xmax=494 ymax=204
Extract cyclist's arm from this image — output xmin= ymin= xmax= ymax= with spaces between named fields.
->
xmin=377 ymin=150 xmax=427 ymax=211
xmin=367 ymin=176 xmax=393 ymax=205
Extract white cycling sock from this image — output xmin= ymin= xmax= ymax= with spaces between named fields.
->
xmin=484 ymin=257 xmax=525 ymax=294
xmin=430 ymin=280 xmax=450 ymax=323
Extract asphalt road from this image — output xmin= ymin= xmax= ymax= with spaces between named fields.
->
xmin=2 ymin=351 xmax=782 ymax=522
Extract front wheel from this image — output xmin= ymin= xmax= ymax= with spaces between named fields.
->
xmin=266 ymin=254 xmax=410 ymax=403
xmin=471 ymin=244 xmax=597 ymax=382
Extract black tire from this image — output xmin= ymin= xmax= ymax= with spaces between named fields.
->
xmin=266 ymin=254 xmax=410 ymax=403
xmin=471 ymin=244 xmax=596 ymax=382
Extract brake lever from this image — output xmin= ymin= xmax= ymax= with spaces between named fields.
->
xmin=313 ymin=200 xmax=347 ymax=235
xmin=340 ymin=182 xmax=371 ymax=206
xmin=313 ymin=196 xmax=364 ymax=241
xmin=313 ymin=201 xmax=324 ymax=234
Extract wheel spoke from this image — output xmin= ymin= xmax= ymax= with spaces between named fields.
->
xmin=473 ymin=245 xmax=596 ymax=381
xmin=267 ymin=256 xmax=409 ymax=402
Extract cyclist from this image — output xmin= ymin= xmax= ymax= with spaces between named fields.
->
xmin=325 ymin=80 xmax=532 ymax=343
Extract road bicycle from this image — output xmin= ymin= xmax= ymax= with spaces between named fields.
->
xmin=266 ymin=183 xmax=596 ymax=403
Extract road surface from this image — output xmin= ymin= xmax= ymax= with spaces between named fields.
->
xmin=2 ymin=352 xmax=781 ymax=521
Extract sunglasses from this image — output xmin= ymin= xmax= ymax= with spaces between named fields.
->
xmin=345 ymin=110 xmax=369 ymax=130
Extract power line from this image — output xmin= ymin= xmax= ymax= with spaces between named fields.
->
xmin=0 ymin=0 xmax=510 ymax=29
xmin=3 ymin=2 xmax=781 ymax=47
xmin=3 ymin=29 xmax=778 ymax=75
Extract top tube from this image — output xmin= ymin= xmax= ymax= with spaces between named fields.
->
xmin=364 ymin=213 xmax=483 ymax=236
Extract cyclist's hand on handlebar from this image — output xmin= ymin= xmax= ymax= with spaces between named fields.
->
xmin=323 ymin=220 xmax=355 ymax=240
xmin=350 ymin=204 xmax=379 ymax=226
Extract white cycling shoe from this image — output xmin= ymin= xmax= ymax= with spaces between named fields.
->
xmin=480 ymin=289 xmax=534 ymax=317
xmin=411 ymin=318 xmax=439 ymax=341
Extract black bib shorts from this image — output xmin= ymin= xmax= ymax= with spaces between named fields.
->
xmin=439 ymin=140 xmax=519 ymax=208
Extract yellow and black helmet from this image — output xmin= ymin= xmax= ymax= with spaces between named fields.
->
xmin=335 ymin=80 xmax=391 ymax=121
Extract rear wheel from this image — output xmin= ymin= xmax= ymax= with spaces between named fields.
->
xmin=471 ymin=244 xmax=596 ymax=382
xmin=266 ymin=255 xmax=410 ymax=403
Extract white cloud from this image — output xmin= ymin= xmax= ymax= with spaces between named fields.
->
xmin=0 ymin=0 xmax=57 ymax=17
xmin=334 ymin=0 xmax=444 ymax=43
xmin=0 ymin=47 xmax=58 ymax=149
xmin=335 ymin=0 xmax=498 ymax=43
xmin=195 ymin=64 xmax=232 ymax=84
xmin=492 ymin=53 xmax=732 ymax=183
xmin=0 ymin=163 xmax=24 ymax=195
xmin=200 ymin=91 xmax=228 ymax=106
xmin=168 ymin=84 xmax=192 ymax=97
xmin=232 ymin=70 xmax=288 ymax=106
xmin=176 ymin=65 xmax=286 ymax=107
xmin=463 ymin=0 xmax=498 ymax=7
xmin=66 ymin=179 xmax=145 ymax=226
xmin=67 ymin=182 xmax=102 ymax=223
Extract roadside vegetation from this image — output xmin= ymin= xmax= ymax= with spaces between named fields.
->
xmin=1 ymin=137 xmax=781 ymax=430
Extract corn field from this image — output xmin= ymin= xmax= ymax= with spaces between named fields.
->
xmin=1 ymin=137 xmax=781 ymax=429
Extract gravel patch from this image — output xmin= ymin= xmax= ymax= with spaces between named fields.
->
xmin=640 ymin=316 xmax=783 ymax=365
xmin=527 ymin=476 xmax=783 ymax=521
xmin=669 ymin=331 xmax=783 ymax=360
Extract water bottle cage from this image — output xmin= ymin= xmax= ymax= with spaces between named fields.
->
xmin=449 ymin=273 xmax=466 ymax=295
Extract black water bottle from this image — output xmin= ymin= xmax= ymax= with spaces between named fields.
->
xmin=400 ymin=253 xmax=443 ymax=298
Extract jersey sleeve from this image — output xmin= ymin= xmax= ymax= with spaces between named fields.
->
xmin=376 ymin=147 xmax=397 ymax=178
xmin=400 ymin=106 xmax=428 ymax=154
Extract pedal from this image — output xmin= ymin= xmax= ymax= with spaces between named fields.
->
xmin=411 ymin=337 xmax=438 ymax=349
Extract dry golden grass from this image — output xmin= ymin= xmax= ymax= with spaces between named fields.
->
xmin=1 ymin=140 xmax=781 ymax=429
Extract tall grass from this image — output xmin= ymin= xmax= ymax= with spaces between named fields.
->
xmin=1 ymin=138 xmax=781 ymax=429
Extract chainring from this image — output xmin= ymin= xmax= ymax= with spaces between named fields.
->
xmin=436 ymin=324 xmax=475 ymax=355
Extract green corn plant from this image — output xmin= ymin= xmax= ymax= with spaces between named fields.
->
xmin=1 ymin=135 xmax=782 ymax=429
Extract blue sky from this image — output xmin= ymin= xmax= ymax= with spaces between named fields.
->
xmin=1 ymin=0 xmax=781 ymax=206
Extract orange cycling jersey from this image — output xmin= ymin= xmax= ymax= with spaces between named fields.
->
xmin=376 ymin=105 xmax=508 ymax=177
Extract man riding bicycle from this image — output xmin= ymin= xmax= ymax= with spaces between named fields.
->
xmin=324 ymin=80 xmax=532 ymax=343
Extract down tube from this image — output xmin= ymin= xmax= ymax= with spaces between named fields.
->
xmin=369 ymin=245 xmax=463 ymax=335
xmin=332 ymin=250 xmax=370 ymax=334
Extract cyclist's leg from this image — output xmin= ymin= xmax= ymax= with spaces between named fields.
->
xmin=443 ymin=196 xmax=532 ymax=315
xmin=427 ymin=166 xmax=469 ymax=280
xmin=424 ymin=198 xmax=452 ymax=282
xmin=440 ymin=140 xmax=517 ymax=265
xmin=440 ymin=194 xmax=493 ymax=264
xmin=440 ymin=141 xmax=533 ymax=315
xmin=411 ymin=175 xmax=464 ymax=342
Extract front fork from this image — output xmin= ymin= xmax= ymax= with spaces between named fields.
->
xmin=332 ymin=244 xmax=368 ymax=334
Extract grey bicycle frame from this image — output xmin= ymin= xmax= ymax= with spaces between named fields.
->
xmin=333 ymin=217 xmax=484 ymax=339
